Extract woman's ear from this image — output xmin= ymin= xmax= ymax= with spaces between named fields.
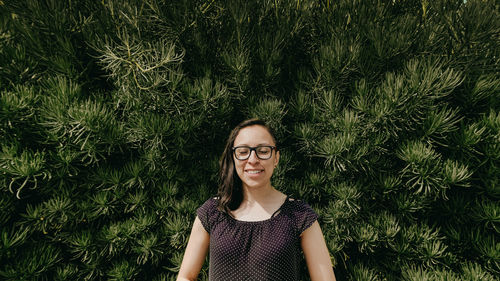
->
xmin=274 ymin=150 xmax=280 ymax=167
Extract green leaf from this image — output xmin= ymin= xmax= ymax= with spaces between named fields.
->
xmin=107 ymin=259 xmax=138 ymax=281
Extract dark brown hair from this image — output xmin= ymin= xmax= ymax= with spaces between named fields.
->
xmin=217 ymin=119 xmax=278 ymax=215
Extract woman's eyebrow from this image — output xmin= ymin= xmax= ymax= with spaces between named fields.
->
xmin=234 ymin=143 xmax=273 ymax=146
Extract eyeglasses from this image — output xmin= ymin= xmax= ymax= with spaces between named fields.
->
xmin=232 ymin=146 xmax=277 ymax=160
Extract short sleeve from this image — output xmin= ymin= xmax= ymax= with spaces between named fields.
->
xmin=295 ymin=200 xmax=319 ymax=234
xmin=196 ymin=198 xmax=217 ymax=234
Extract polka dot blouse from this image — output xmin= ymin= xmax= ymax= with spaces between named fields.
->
xmin=196 ymin=195 xmax=319 ymax=281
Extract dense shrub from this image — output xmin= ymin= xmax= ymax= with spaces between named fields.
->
xmin=0 ymin=0 xmax=498 ymax=280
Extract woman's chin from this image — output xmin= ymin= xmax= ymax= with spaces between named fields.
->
xmin=242 ymin=178 xmax=271 ymax=190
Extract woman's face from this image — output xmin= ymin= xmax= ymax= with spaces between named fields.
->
xmin=232 ymin=125 xmax=280 ymax=190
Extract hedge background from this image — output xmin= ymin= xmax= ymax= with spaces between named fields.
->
xmin=0 ymin=0 xmax=499 ymax=280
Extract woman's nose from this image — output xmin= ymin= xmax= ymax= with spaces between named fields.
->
xmin=247 ymin=150 xmax=259 ymax=163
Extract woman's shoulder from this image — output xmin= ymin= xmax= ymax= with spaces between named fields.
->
xmin=199 ymin=196 xmax=220 ymax=211
xmin=283 ymin=196 xmax=317 ymax=215
xmin=286 ymin=196 xmax=310 ymax=207
xmin=284 ymin=196 xmax=319 ymax=234
xmin=196 ymin=196 xmax=222 ymax=233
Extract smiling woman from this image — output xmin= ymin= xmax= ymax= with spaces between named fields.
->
xmin=176 ymin=119 xmax=337 ymax=281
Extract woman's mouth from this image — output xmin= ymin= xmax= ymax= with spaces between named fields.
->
xmin=245 ymin=169 xmax=264 ymax=174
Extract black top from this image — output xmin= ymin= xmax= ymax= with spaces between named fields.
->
xmin=196 ymin=196 xmax=319 ymax=281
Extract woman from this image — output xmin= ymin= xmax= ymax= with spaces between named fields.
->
xmin=177 ymin=119 xmax=336 ymax=281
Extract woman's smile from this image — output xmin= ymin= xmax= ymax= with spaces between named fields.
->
xmin=246 ymin=170 xmax=263 ymax=174
xmin=245 ymin=169 xmax=265 ymax=175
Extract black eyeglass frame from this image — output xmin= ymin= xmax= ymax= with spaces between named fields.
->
xmin=232 ymin=145 xmax=277 ymax=160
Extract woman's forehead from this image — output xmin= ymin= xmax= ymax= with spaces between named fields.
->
xmin=234 ymin=125 xmax=275 ymax=145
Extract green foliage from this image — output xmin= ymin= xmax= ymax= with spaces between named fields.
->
xmin=0 ymin=0 xmax=498 ymax=280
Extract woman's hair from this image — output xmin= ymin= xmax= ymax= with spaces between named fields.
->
xmin=217 ymin=118 xmax=278 ymax=215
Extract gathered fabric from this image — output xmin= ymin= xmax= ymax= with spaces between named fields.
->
xmin=196 ymin=196 xmax=318 ymax=281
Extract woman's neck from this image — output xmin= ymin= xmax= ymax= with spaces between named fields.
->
xmin=241 ymin=184 xmax=280 ymax=205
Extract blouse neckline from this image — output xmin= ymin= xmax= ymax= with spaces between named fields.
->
xmin=222 ymin=195 xmax=290 ymax=224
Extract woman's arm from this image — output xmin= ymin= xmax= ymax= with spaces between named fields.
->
xmin=176 ymin=216 xmax=210 ymax=281
xmin=301 ymin=220 xmax=337 ymax=281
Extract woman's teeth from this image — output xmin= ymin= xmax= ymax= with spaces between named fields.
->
xmin=247 ymin=170 xmax=262 ymax=174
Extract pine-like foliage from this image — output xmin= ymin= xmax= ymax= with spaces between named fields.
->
xmin=0 ymin=0 xmax=498 ymax=280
